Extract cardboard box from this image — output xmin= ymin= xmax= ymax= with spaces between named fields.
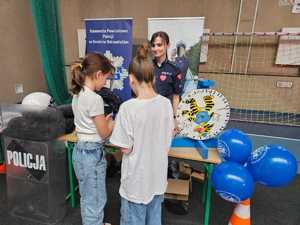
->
xmin=165 ymin=179 xmax=190 ymax=201
xmin=179 ymin=162 xmax=192 ymax=179
xmin=191 ymin=171 xmax=205 ymax=182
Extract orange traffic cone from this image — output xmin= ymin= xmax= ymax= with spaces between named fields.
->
xmin=228 ymin=198 xmax=251 ymax=225
xmin=0 ymin=163 xmax=6 ymax=174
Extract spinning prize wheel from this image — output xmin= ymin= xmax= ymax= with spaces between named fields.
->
xmin=176 ymin=89 xmax=230 ymax=140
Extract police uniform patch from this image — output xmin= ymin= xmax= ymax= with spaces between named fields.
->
xmin=160 ymin=74 xmax=167 ymax=81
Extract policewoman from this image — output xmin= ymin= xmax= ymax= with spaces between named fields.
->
xmin=150 ymin=31 xmax=184 ymax=113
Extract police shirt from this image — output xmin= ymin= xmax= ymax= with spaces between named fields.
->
xmin=153 ymin=59 xmax=184 ymax=101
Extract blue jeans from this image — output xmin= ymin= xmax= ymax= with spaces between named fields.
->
xmin=72 ymin=141 xmax=107 ymax=225
xmin=120 ymin=195 xmax=163 ymax=225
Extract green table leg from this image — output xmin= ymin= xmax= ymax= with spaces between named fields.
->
xmin=202 ymin=172 xmax=208 ymax=204
xmin=67 ymin=142 xmax=76 ymax=208
xmin=203 ymin=163 xmax=214 ymax=225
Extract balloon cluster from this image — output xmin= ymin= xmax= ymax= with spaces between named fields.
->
xmin=212 ymin=129 xmax=298 ymax=203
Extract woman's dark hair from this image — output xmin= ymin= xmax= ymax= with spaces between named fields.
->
xmin=128 ymin=43 xmax=154 ymax=85
xmin=70 ymin=53 xmax=115 ymax=94
xmin=150 ymin=31 xmax=170 ymax=45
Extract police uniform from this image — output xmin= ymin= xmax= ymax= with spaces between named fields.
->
xmin=153 ymin=59 xmax=184 ymax=102
xmin=175 ymin=56 xmax=189 ymax=78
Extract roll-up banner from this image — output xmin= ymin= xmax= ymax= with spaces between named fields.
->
xmin=85 ymin=18 xmax=133 ymax=101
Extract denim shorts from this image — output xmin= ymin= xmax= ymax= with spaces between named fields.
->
xmin=72 ymin=141 xmax=107 ymax=225
xmin=120 ymin=195 xmax=163 ymax=225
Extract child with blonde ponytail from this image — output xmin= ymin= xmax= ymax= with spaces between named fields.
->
xmin=110 ymin=44 xmax=174 ymax=225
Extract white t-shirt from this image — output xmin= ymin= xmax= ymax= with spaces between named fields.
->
xmin=72 ymin=86 xmax=104 ymax=142
xmin=110 ymin=95 xmax=174 ymax=204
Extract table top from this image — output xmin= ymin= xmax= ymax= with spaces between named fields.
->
xmin=169 ymin=147 xmax=221 ymax=164
xmin=58 ymin=131 xmax=77 ymax=143
xmin=58 ymin=132 xmax=221 ymax=164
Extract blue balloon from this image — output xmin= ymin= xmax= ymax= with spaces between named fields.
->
xmin=212 ymin=161 xmax=254 ymax=203
xmin=246 ymin=144 xmax=298 ymax=187
xmin=217 ymin=129 xmax=252 ymax=164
